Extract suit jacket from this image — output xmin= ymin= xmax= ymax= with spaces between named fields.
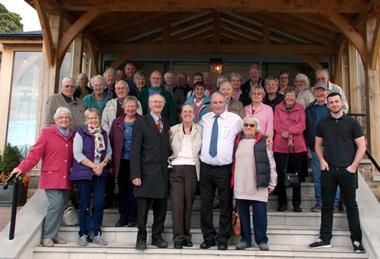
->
xmin=130 ymin=114 xmax=170 ymax=198
xmin=43 ymin=94 xmax=85 ymax=130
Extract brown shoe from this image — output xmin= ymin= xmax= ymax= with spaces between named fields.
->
xmin=311 ymin=203 xmax=322 ymax=212
xmin=53 ymin=237 xmax=67 ymax=244
xmin=334 ymin=205 xmax=343 ymax=213
xmin=42 ymin=239 xmax=54 ymax=247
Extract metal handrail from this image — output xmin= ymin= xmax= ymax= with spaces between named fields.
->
xmin=2 ymin=174 xmax=19 ymax=240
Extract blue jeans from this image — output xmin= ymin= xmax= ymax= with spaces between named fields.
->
xmin=76 ymin=176 xmax=106 ymax=236
xmin=236 ymin=199 xmax=268 ymax=245
xmin=311 ymin=151 xmax=340 ymax=205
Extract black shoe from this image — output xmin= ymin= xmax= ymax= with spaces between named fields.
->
xmin=200 ymin=240 xmax=216 ymax=249
xmin=293 ymin=206 xmax=302 ymax=212
xmin=174 ymin=242 xmax=183 ymax=249
xmin=151 ymin=237 xmax=168 ymax=248
xmin=127 ymin=220 xmax=136 ymax=227
xmin=218 ymin=242 xmax=228 ymax=250
xmin=115 ymin=219 xmax=128 ymax=227
xmin=352 ymin=241 xmax=365 ymax=253
xmin=182 ymin=239 xmax=193 ymax=247
xmin=277 ymin=205 xmax=287 ymax=212
xmin=135 ymin=240 xmax=147 ymax=250
xmin=308 ymin=239 xmax=331 ymax=249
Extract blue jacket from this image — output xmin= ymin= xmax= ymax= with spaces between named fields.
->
xmin=305 ymin=100 xmax=329 ymax=151
xmin=70 ymin=127 xmax=109 ymax=181
xmin=185 ymin=95 xmax=210 ymax=122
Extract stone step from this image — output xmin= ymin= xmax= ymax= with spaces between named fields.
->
xmin=33 ymin=243 xmax=368 ymax=259
xmin=101 ymin=210 xmax=349 ymax=229
xmin=58 ymin=225 xmax=354 ymax=247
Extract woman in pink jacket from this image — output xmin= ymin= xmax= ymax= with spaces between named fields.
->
xmin=10 ymin=107 xmax=75 ymax=247
xmin=273 ymin=87 xmax=306 ymax=213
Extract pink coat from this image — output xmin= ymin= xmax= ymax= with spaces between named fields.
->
xmin=17 ymin=124 xmax=75 ymax=190
xmin=244 ymin=103 xmax=274 ymax=137
xmin=273 ymin=101 xmax=306 ymax=153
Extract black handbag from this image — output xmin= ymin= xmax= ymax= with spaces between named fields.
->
xmin=284 ymin=146 xmax=300 ymax=188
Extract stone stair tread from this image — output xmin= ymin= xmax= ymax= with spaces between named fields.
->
xmin=33 ymin=243 xmax=368 ymax=258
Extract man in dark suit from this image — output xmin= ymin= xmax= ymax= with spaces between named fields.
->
xmin=130 ymin=93 xmax=170 ymax=250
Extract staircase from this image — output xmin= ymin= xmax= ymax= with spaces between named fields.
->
xmin=32 ymin=182 xmax=369 ymax=259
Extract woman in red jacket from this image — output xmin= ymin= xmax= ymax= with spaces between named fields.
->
xmin=273 ymin=87 xmax=306 ymax=212
xmin=10 ymin=107 xmax=75 ymax=247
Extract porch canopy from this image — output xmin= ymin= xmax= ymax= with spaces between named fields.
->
xmin=24 ymin=0 xmax=380 ymax=160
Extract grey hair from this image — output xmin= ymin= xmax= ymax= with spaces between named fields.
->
xmin=61 ymin=77 xmax=74 ymax=86
xmin=53 ymin=107 xmax=72 ymax=121
xmin=243 ymin=115 xmax=261 ymax=132
xmin=294 ymin=73 xmax=310 ymax=88
xmin=229 ymin=72 xmax=243 ymax=82
xmin=122 ymin=96 xmax=139 ymax=108
xmin=315 ymin=68 xmax=329 ymax=78
xmin=249 ymin=86 xmax=266 ymax=98
xmin=76 ymin=73 xmax=88 ymax=83
xmin=210 ymin=91 xmax=226 ymax=103
xmin=164 ymin=71 xmax=175 ymax=78
xmin=90 ymin=74 xmax=106 ymax=87
xmin=115 ymin=79 xmax=129 ymax=89
xmin=84 ymin=107 xmax=100 ymax=120
xmin=248 ymin=64 xmax=260 ymax=72
xmin=148 ymin=93 xmax=166 ymax=105
xmin=216 ymin=75 xmax=229 ymax=88
xmin=103 ymin=67 xmax=116 ymax=77
xmin=133 ymin=70 xmax=146 ymax=80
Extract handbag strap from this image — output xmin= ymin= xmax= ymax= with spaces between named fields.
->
xmin=284 ymin=144 xmax=295 ymax=173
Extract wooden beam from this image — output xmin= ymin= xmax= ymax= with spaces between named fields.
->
xmin=334 ymin=39 xmax=347 ymax=86
xmin=322 ymin=11 xmax=367 ymax=63
xmin=71 ymin=34 xmax=84 ymax=78
xmin=370 ymin=19 xmax=380 ymax=69
xmin=85 ymin=39 xmax=99 ymax=75
xmin=263 ymin=22 xmax=270 ymax=44
xmin=348 ymin=42 xmax=360 ymax=113
xmin=103 ymin=43 xmax=334 ymax=54
xmin=290 ymin=13 xmax=341 ymax=33
xmin=109 ymin=51 xmax=132 ymax=69
xmin=57 ymin=7 xmax=101 ymax=64
xmin=61 ymin=0 xmax=367 ymax=13
xmin=213 ymin=11 xmax=220 ymax=49
xmin=34 ymin=0 xmax=55 ymax=65
xmin=298 ymin=54 xmax=324 ymax=71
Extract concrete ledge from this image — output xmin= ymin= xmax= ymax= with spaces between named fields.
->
xmin=357 ymin=173 xmax=380 ymax=259
xmin=0 ymin=190 xmax=47 ymax=259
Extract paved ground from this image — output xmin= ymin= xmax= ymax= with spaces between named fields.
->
xmin=0 ymin=206 xmax=21 ymax=231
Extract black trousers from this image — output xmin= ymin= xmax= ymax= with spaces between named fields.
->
xmin=136 ymin=197 xmax=167 ymax=242
xmin=274 ymin=152 xmax=303 ymax=207
xmin=117 ymin=159 xmax=137 ymax=221
xmin=320 ymin=167 xmax=362 ymax=242
xmin=200 ymin=162 xmax=232 ymax=243
xmin=169 ymin=165 xmax=198 ymax=243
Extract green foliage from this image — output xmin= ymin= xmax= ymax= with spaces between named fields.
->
xmin=0 ymin=3 xmax=23 ymax=33
xmin=0 ymin=144 xmax=22 ymax=173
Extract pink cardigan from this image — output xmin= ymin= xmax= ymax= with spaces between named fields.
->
xmin=273 ymin=101 xmax=306 ymax=153
xmin=17 ymin=124 xmax=75 ymax=190
xmin=244 ymin=103 xmax=274 ymax=137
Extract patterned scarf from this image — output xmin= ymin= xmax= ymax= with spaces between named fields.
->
xmin=87 ymin=126 xmax=106 ymax=159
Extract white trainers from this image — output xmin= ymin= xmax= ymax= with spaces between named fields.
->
xmin=93 ymin=233 xmax=107 ymax=246
xmin=78 ymin=235 xmax=88 ymax=246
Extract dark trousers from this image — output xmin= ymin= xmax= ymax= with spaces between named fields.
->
xmin=117 ymin=159 xmax=137 ymax=221
xmin=274 ymin=152 xmax=303 ymax=207
xmin=320 ymin=167 xmax=362 ymax=242
xmin=76 ymin=176 xmax=106 ymax=236
xmin=105 ymin=173 xmax=115 ymax=207
xmin=236 ymin=199 xmax=268 ymax=245
xmin=169 ymin=165 xmax=198 ymax=242
xmin=200 ymin=162 xmax=232 ymax=243
xmin=136 ymin=197 xmax=167 ymax=242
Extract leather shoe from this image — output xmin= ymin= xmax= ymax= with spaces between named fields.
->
xmin=151 ymin=237 xmax=168 ymax=248
xmin=200 ymin=240 xmax=215 ymax=249
xmin=218 ymin=242 xmax=228 ymax=250
xmin=293 ymin=206 xmax=302 ymax=212
xmin=277 ymin=205 xmax=287 ymax=212
xmin=115 ymin=219 xmax=128 ymax=227
xmin=182 ymin=239 xmax=193 ymax=247
xmin=174 ymin=242 xmax=183 ymax=249
xmin=135 ymin=239 xmax=147 ymax=250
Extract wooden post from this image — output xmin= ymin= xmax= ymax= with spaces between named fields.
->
xmin=71 ymin=34 xmax=84 ymax=78
xmin=348 ymin=42 xmax=360 ymax=113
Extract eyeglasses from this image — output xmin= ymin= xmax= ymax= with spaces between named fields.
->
xmin=243 ymin=123 xmax=256 ymax=128
xmin=251 ymin=92 xmax=262 ymax=96
xmin=63 ymin=85 xmax=75 ymax=89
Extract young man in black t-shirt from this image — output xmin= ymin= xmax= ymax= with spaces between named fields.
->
xmin=308 ymin=92 xmax=366 ymax=253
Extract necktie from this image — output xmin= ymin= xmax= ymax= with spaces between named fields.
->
xmin=209 ymin=115 xmax=219 ymax=157
xmin=156 ymin=118 xmax=162 ymax=133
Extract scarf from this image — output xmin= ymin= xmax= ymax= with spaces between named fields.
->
xmin=56 ymin=125 xmax=69 ymax=138
xmin=87 ymin=126 xmax=106 ymax=159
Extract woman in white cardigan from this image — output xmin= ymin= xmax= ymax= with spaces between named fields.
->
xmin=168 ymin=104 xmax=202 ymax=249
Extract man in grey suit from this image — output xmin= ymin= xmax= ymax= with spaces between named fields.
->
xmin=130 ymin=93 xmax=170 ymax=250
xmin=43 ymin=77 xmax=85 ymax=130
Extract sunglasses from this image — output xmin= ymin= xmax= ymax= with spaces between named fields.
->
xmin=244 ymin=123 xmax=256 ymax=128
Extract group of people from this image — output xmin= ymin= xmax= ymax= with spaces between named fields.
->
xmin=10 ymin=62 xmax=366 ymax=253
